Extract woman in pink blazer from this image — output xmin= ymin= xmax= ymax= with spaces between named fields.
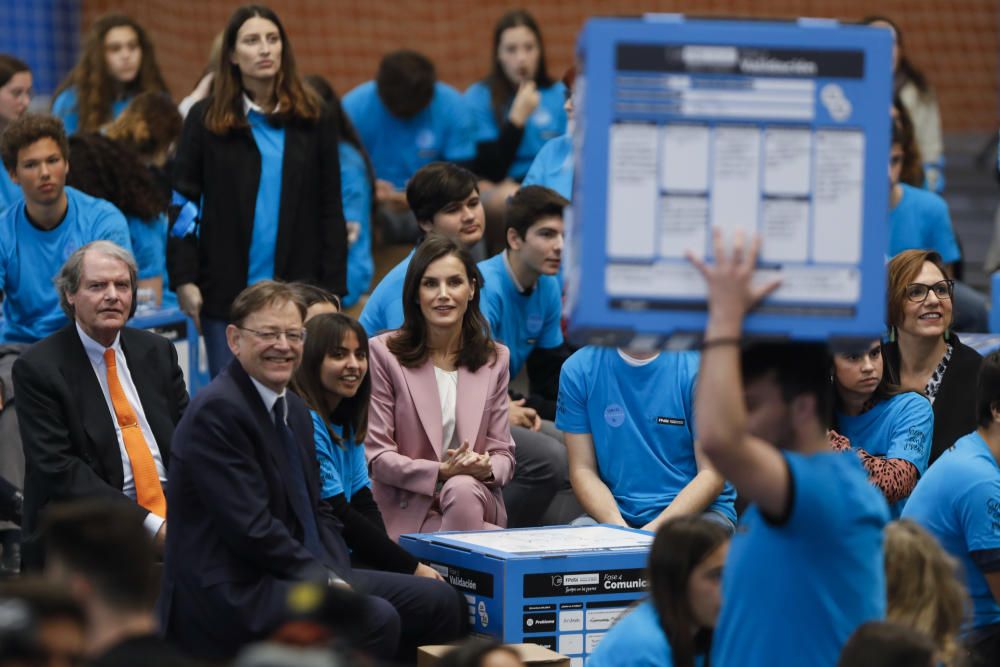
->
xmin=366 ymin=234 xmax=516 ymax=540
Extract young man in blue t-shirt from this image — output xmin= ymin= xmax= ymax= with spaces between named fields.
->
xmin=343 ymin=50 xmax=475 ymax=242
xmin=0 ymin=114 xmax=132 ymax=343
xmin=902 ymin=351 xmax=1000 ymax=664
xmin=479 ymin=185 xmax=567 ymax=419
xmin=690 ymin=231 xmax=889 ymax=667
xmin=557 ymin=345 xmax=736 ymax=532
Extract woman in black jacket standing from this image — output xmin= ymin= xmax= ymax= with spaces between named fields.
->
xmin=170 ymin=4 xmax=347 ymax=376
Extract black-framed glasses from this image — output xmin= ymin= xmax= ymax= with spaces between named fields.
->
xmin=238 ymin=327 xmax=307 ymax=344
xmin=905 ymin=280 xmax=954 ymax=303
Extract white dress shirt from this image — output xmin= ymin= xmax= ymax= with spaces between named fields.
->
xmin=77 ymin=323 xmax=167 ymax=535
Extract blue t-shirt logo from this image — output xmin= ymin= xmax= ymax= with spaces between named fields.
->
xmin=416 ymin=129 xmax=437 ymax=153
xmin=904 ymin=427 xmax=926 ymax=452
xmin=604 ymin=404 xmax=625 ymax=428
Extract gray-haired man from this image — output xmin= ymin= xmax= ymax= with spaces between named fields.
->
xmin=13 ymin=241 xmax=188 ymax=568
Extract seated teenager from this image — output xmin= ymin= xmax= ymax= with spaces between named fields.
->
xmin=291 ymin=282 xmax=340 ymax=322
xmin=557 ymin=344 xmax=736 ymax=532
xmin=366 ymin=234 xmax=515 ymax=540
xmin=830 ymin=339 xmax=933 ymax=516
xmin=342 ymin=51 xmax=475 ymax=242
xmin=360 ymin=162 xmax=484 ymax=336
xmin=0 ymin=114 xmax=132 ymax=343
xmin=588 ymin=516 xmax=730 ymax=667
xmin=479 ymin=185 xmax=577 ymax=526
xmin=463 ymin=10 xmax=566 ymax=253
xmin=689 ymin=230 xmax=888 ymax=666
xmin=883 ymin=250 xmax=982 ymax=465
xmin=902 ymin=350 xmax=1000 ymax=665
xmin=291 ymin=312 xmax=443 ymax=581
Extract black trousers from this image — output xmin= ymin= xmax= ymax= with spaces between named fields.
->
xmin=351 ymin=569 xmax=465 ymax=663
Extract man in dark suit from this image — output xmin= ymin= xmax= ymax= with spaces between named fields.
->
xmin=13 ymin=241 xmax=187 ymax=568
xmin=160 ymin=280 xmax=462 ymax=661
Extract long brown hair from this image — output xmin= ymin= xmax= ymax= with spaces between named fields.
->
xmin=104 ymin=91 xmax=182 ymax=164
xmin=52 ymin=14 xmax=167 ymax=133
xmin=387 ymin=234 xmax=496 ymax=372
xmin=292 ymin=313 xmax=370 ymax=445
xmin=649 ymin=517 xmax=730 ymax=667
xmin=485 ymin=9 xmax=555 ymax=127
xmin=204 ymin=5 xmax=320 ymax=134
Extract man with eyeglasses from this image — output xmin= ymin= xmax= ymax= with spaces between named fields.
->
xmin=13 ymin=241 xmax=187 ymax=570
xmin=889 ymin=112 xmax=988 ymax=331
xmin=161 ymin=280 xmax=463 ymax=661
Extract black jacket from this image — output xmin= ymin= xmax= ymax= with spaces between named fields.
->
xmin=13 ymin=325 xmax=188 ymax=568
xmin=160 ymin=359 xmax=352 ymax=658
xmin=169 ymin=98 xmax=347 ymax=319
xmin=884 ymin=333 xmax=983 ymax=464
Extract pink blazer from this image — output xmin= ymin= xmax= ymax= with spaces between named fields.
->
xmin=365 ymin=332 xmax=516 ymax=540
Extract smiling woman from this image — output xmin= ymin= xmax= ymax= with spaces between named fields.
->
xmin=365 ymin=234 xmax=516 ymax=540
xmin=883 ymin=250 xmax=983 ymax=465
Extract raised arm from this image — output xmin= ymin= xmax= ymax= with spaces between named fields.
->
xmin=688 ymin=230 xmax=790 ymax=518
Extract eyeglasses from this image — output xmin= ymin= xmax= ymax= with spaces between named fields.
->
xmin=905 ymin=280 xmax=954 ymax=303
xmin=238 ymin=327 xmax=307 ymax=344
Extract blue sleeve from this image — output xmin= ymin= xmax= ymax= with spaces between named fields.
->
xmin=928 ymin=197 xmax=961 ymax=264
xmin=51 ymin=89 xmax=79 ymax=134
xmin=350 ymin=439 xmax=371 ymax=495
xmin=341 ymin=85 xmax=372 ymax=147
xmin=521 ymin=143 xmax=549 ymax=188
xmin=311 ymin=412 xmax=346 ymax=499
xmin=98 ymin=206 xmax=134 ymax=255
xmin=555 ymin=352 xmax=591 ymax=434
xmin=884 ymin=394 xmax=934 ymax=475
xmin=443 ymin=89 xmax=477 ymax=162
xmin=339 ymin=145 xmax=371 ymax=224
xmin=464 ymin=82 xmax=499 ymax=143
xmin=537 ymin=279 xmax=564 ymax=349
xmin=480 ymin=282 xmax=502 ymax=336
xmin=127 ymin=215 xmax=167 ymax=280
xmin=959 ymin=477 xmax=1000 ymax=554
xmin=358 ymin=292 xmax=383 ymax=337
xmin=783 ymin=453 xmax=844 ymax=530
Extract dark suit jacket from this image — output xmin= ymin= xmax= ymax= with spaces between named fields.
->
xmin=13 ymin=324 xmax=188 ymax=567
xmin=160 ymin=359 xmax=353 ymax=659
xmin=169 ymin=98 xmax=348 ymax=319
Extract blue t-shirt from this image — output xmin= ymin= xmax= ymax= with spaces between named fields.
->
xmin=359 ymin=249 xmax=413 ymax=336
xmin=556 ymin=347 xmax=736 ymax=526
xmin=51 ymin=87 xmax=132 ymax=134
xmin=340 ymin=141 xmax=374 ymax=308
xmin=836 ymin=392 xmax=933 ymax=517
xmin=127 ymin=213 xmax=175 ymax=308
xmin=522 ymin=133 xmax=573 ymax=200
xmin=0 ymin=168 xmax=20 ymax=213
xmin=310 ymin=411 xmax=370 ymax=501
xmin=902 ymin=431 xmax=1000 ymax=630
xmin=712 ymin=451 xmax=889 ymax=667
xmin=587 ymin=600 xmax=697 ymax=667
xmin=246 ymin=110 xmax=285 ymax=285
xmin=342 ymin=80 xmax=476 ymax=189
xmin=0 ymin=187 xmax=133 ymax=342
xmin=463 ymin=80 xmax=567 ymax=181
xmin=888 ymin=183 xmax=961 ymax=264
xmin=478 ymin=253 xmax=562 ymax=378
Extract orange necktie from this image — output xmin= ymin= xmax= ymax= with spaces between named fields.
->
xmin=104 ymin=348 xmax=167 ymax=519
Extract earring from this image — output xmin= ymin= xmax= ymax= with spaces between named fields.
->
xmin=944 ymin=328 xmax=951 ymax=342
xmin=888 ymin=325 xmax=896 ymax=343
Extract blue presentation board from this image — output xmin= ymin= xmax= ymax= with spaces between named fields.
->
xmin=566 ymin=16 xmax=893 ymax=348
xmin=401 ymin=525 xmax=652 ymax=666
